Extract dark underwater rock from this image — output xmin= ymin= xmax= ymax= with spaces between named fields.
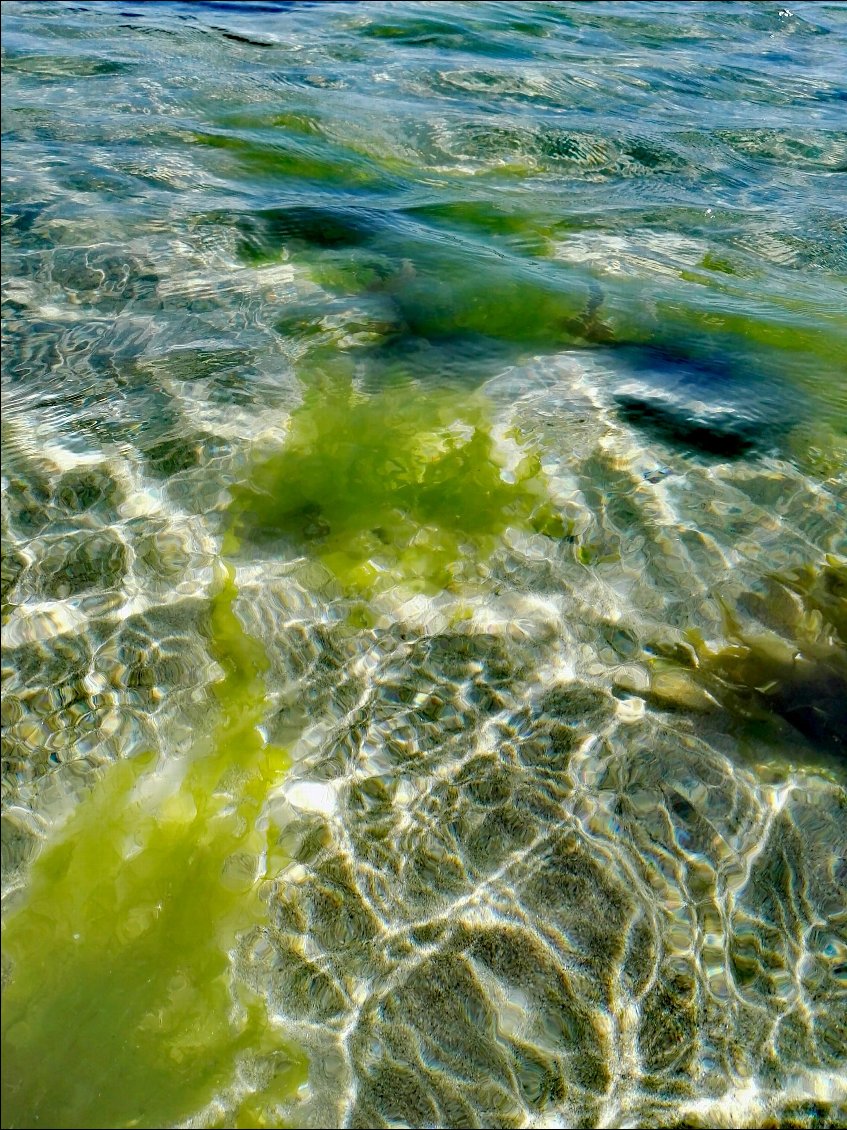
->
xmin=616 ymin=394 xmax=760 ymax=457
xmin=610 ymin=345 xmax=791 ymax=458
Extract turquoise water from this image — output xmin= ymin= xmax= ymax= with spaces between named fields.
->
xmin=2 ymin=2 xmax=846 ymax=1127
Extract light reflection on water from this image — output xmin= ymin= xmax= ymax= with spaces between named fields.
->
xmin=2 ymin=2 xmax=846 ymax=1127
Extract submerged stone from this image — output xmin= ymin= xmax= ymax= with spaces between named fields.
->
xmin=610 ymin=345 xmax=789 ymax=458
xmin=616 ymin=394 xmax=760 ymax=457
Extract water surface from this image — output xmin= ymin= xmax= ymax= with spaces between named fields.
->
xmin=2 ymin=2 xmax=846 ymax=1128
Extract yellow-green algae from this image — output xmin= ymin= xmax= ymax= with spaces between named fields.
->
xmin=642 ymin=558 xmax=847 ymax=763
xmin=1 ymin=566 xmax=306 ymax=1130
xmin=226 ymin=375 xmax=565 ymax=598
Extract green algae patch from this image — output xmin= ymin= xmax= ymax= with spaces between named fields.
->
xmin=1 ymin=566 xmax=307 ymax=1130
xmin=226 ymin=380 xmax=561 ymax=598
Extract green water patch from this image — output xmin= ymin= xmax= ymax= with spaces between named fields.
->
xmin=225 ymin=200 xmax=843 ymax=478
xmin=365 ymin=252 xmax=593 ymax=345
xmin=232 ymin=204 xmax=601 ymax=347
xmin=654 ymin=296 xmax=847 ymax=377
xmin=226 ymin=377 xmax=564 ymax=599
xmin=191 ymin=129 xmax=395 ymax=192
xmin=403 ymin=201 xmax=561 ymax=257
xmin=236 ymin=202 xmax=845 ymax=414
xmin=357 ymin=14 xmax=533 ymax=58
xmin=297 ymin=245 xmax=604 ymax=350
xmin=1 ymin=566 xmax=307 ymax=1130
xmin=234 ymin=205 xmax=376 ymax=263
xmin=212 ymin=110 xmax=326 ymax=140
xmin=1 ymin=53 xmax=133 ymax=79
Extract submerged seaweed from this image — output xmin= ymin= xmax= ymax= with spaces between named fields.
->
xmin=694 ymin=560 xmax=847 ymax=759
xmin=226 ymin=374 xmax=563 ymax=596
xmin=1 ymin=568 xmax=307 ymax=1129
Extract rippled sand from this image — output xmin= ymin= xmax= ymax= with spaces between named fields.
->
xmin=2 ymin=3 xmax=846 ymax=1128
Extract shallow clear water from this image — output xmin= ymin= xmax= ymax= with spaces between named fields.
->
xmin=2 ymin=2 xmax=846 ymax=1128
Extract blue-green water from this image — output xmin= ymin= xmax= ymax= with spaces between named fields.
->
xmin=2 ymin=2 xmax=846 ymax=1127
